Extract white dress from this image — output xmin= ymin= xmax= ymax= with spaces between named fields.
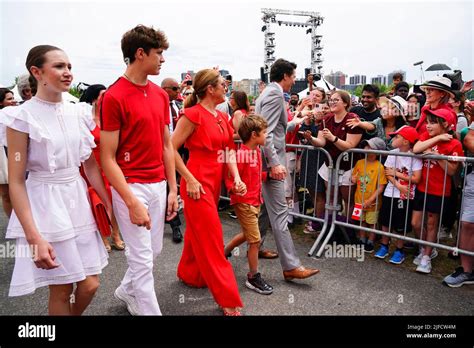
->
xmin=0 ymin=97 xmax=108 ymax=297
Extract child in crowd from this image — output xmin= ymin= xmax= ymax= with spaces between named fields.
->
xmin=224 ymin=115 xmax=273 ymax=295
xmin=351 ymin=137 xmax=387 ymax=252
xmin=412 ymin=109 xmax=464 ymax=274
xmin=375 ymin=126 xmax=422 ymax=264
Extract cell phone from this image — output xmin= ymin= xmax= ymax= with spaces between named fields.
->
xmin=226 ymin=74 xmax=232 ymax=82
xmin=313 ymin=104 xmax=322 ymax=112
xmin=186 ymin=80 xmax=193 ymax=86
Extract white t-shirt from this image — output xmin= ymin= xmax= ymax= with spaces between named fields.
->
xmin=383 ymin=149 xmax=423 ymax=199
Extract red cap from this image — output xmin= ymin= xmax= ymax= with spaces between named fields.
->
xmin=388 ymin=125 xmax=419 ymax=144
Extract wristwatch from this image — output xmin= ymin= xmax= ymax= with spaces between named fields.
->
xmin=332 ymin=136 xmax=339 ymax=143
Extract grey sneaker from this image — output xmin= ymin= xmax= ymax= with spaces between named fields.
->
xmin=416 ymin=255 xmax=432 ymax=274
xmin=443 ymin=267 xmax=474 ymax=288
xmin=114 ymin=286 xmax=140 ymax=316
xmin=413 ymin=248 xmax=438 ymax=266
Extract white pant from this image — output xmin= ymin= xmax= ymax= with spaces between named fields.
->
xmin=111 ymin=181 xmax=167 ymax=315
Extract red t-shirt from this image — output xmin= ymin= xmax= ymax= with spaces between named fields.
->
xmin=415 ymin=104 xmax=456 ymax=135
xmin=324 ymin=112 xmax=363 ymax=170
xmin=417 ymin=131 xmax=464 ymax=196
xmin=225 ymin=144 xmax=264 ymax=207
xmin=285 ymin=108 xmax=300 ymax=153
xmin=101 ymin=77 xmax=170 ymax=183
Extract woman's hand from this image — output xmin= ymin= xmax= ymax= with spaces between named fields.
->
xmin=321 ymin=128 xmax=335 ymax=142
xmin=292 ymin=116 xmax=308 ymax=126
xmin=395 ymin=182 xmax=409 ymax=196
xmin=31 ymin=237 xmax=60 ymax=270
xmin=346 ymin=116 xmax=361 ymax=129
xmin=233 ymin=177 xmax=247 ymax=196
xmin=302 ymin=130 xmax=314 ymax=142
xmin=186 ymin=178 xmax=206 ymax=200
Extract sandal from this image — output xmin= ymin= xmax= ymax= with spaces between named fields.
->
xmin=103 ymin=239 xmax=112 ymax=253
xmin=111 ymin=240 xmax=126 ymax=251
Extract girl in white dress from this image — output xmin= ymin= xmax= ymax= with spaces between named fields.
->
xmin=0 ymin=45 xmax=110 ymax=315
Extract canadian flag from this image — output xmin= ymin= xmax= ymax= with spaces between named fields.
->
xmin=351 ymin=203 xmax=362 ymax=221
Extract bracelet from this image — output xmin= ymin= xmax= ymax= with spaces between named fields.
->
xmin=332 ymin=136 xmax=339 ymax=143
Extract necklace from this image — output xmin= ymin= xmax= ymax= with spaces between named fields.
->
xmin=123 ymin=74 xmax=148 ymax=97
xmin=200 ymin=104 xmax=223 ymax=133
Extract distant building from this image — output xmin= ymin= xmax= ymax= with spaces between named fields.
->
xmin=325 ymin=71 xmax=346 ymax=89
xmin=233 ymin=79 xmax=260 ymax=96
xmin=387 ymin=70 xmax=406 ymax=85
xmin=342 ymin=84 xmax=359 ymax=93
xmin=349 ymin=75 xmax=366 ymax=85
xmin=371 ymin=75 xmax=387 ymax=85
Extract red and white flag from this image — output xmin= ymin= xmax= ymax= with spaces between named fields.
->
xmin=351 ymin=203 xmax=362 ymax=221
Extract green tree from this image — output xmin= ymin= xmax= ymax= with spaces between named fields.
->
xmin=68 ymin=84 xmax=82 ymax=98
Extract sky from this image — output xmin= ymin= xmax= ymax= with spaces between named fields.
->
xmin=0 ymin=0 xmax=472 ymax=88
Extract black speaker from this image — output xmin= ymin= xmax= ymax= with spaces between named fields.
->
xmin=260 ymin=67 xmax=268 ymax=83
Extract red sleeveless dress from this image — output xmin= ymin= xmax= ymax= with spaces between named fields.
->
xmin=177 ymin=104 xmax=243 ymax=309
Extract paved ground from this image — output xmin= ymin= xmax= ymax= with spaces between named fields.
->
xmin=0 ymin=208 xmax=473 ymax=316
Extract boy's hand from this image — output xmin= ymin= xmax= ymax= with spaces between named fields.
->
xmin=395 ymin=182 xmax=409 ymax=196
xmin=362 ymin=200 xmax=374 ymax=209
xmin=233 ymin=178 xmax=247 ymax=196
xmin=351 ymin=174 xmax=358 ymax=184
xmin=385 ymin=167 xmax=397 ymax=177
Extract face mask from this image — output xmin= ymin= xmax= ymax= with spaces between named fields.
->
xmin=290 ymin=100 xmax=298 ymax=106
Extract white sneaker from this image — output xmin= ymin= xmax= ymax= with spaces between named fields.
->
xmin=413 ymin=248 xmax=438 ymax=265
xmin=438 ymin=227 xmax=452 ymax=240
xmin=416 ymin=255 xmax=432 ymax=274
xmin=114 ymin=286 xmax=140 ymax=316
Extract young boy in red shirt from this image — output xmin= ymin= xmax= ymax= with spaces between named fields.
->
xmin=100 ymin=25 xmax=178 ymax=315
xmin=412 ymin=108 xmax=464 ymax=274
xmin=224 ymin=115 xmax=273 ymax=295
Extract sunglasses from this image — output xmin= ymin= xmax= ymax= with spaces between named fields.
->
xmin=165 ymin=86 xmax=180 ymax=91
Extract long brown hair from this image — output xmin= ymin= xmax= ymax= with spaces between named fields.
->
xmin=184 ymin=69 xmax=220 ymax=108
xmin=232 ymin=90 xmax=249 ymax=112
xmin=25 ymin=45 xmax=62 ymax=82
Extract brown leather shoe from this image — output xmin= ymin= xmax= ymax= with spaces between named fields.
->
xmin=283 ymin=266 xmax=319 ymax=281
xmin=258 ymin=249 xmax=279 ymax=259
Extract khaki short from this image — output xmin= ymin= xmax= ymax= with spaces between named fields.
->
xmin=234 ymin=203 xmax=261 ymax=244
xmin=361 ymin=210 xmax=379 ymax=225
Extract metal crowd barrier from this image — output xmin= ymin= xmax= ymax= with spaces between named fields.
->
xmin=314 ymin=148 xmax=474 ymax=258
xmin=215 ymin=142 xmax=473 ymax=260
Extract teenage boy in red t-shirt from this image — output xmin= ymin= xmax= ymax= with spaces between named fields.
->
xmin=224 ymin=115 xmax=273 ymax=295
xmin=100 ymin=25 xmax=178 ymax=315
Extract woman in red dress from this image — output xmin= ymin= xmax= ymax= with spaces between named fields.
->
xmin=171 ymin=69 xmax=246 ymax=316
